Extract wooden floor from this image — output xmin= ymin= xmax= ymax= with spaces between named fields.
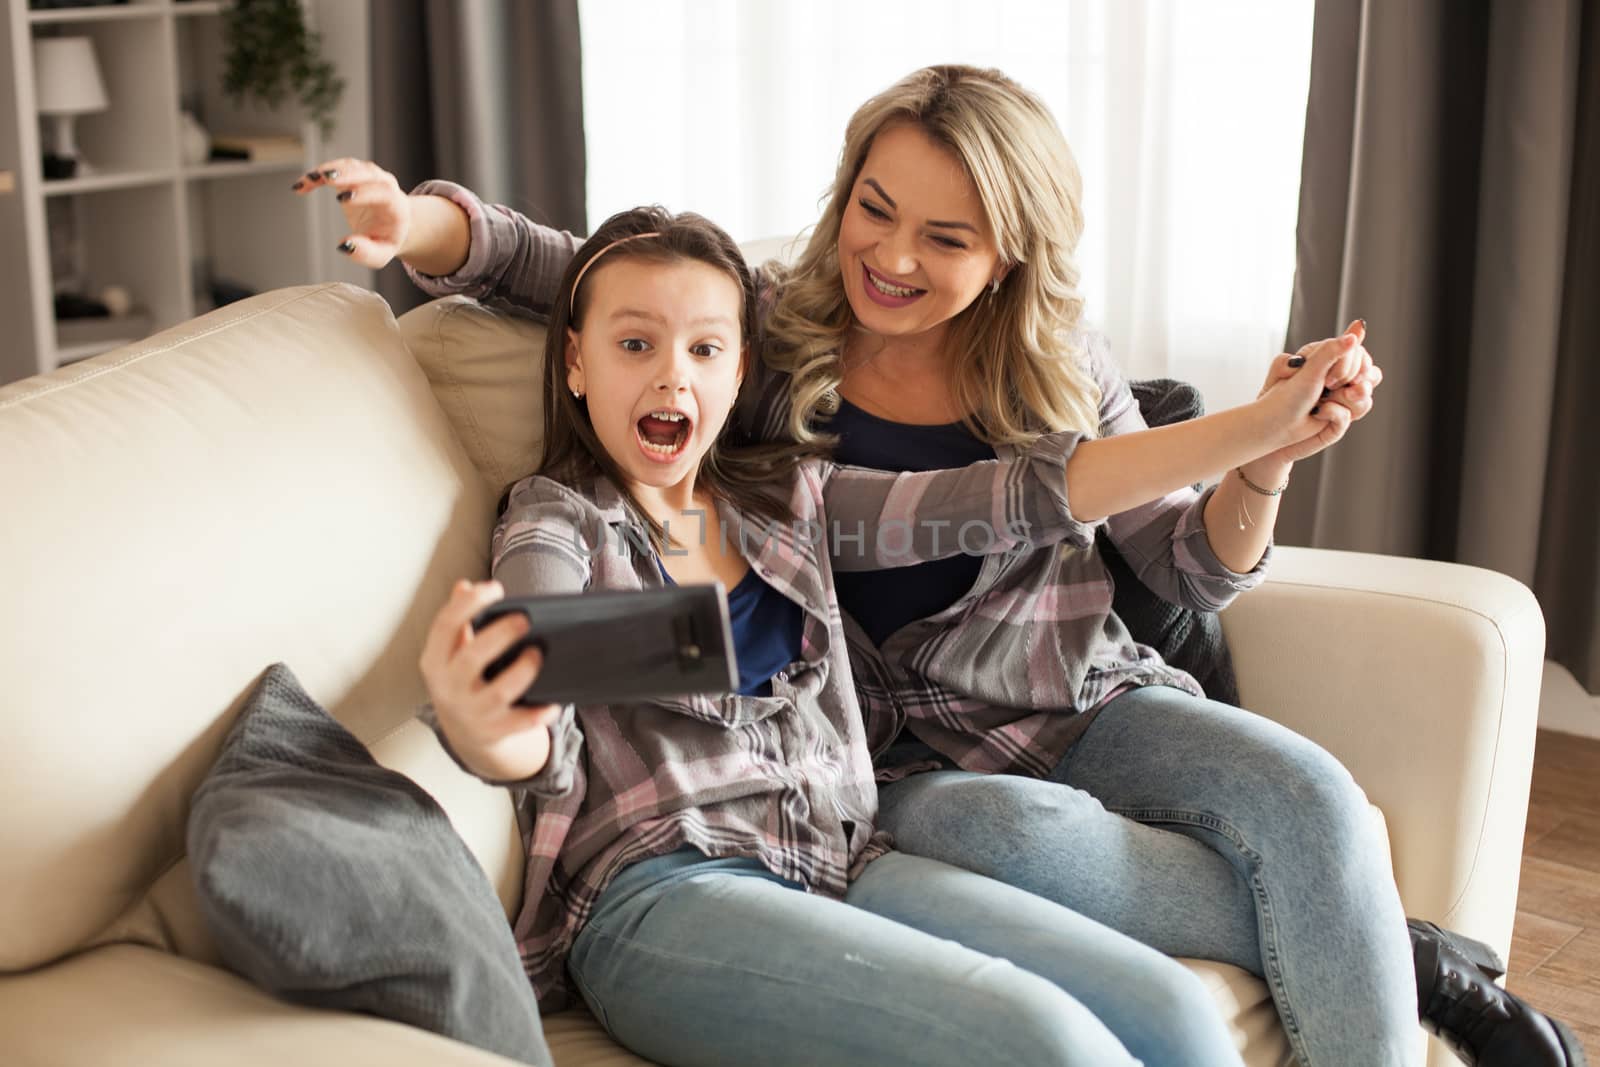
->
xmin=1507 ymin=729 xmax=1600 ymax=1057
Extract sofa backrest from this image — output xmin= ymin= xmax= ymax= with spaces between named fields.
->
xmin=0 ymin=284 xmax=521 ymax=973
xmin=397 ymin=295 xmax=549 ymax=499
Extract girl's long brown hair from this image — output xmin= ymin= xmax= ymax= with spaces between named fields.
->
xmin=534 ymin=206 xmax=819 ymax=550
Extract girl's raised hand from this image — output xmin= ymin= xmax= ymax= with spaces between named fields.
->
xmin=418 ymin=579 xmax=563 ymax=783
xmin=291 ymin=158 xmax=412 ymax=270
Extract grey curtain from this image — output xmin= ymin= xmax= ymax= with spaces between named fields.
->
xmin=1284 ymin=0 xmax=1600 ymax=694
xmin=370 ymin=0 xmax=587 ymax=314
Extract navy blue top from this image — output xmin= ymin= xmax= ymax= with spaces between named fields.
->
xmin=824 ymin=398 xmax=997 ymax=647
xmin=660 ymin=560 xmax=804 ymax=697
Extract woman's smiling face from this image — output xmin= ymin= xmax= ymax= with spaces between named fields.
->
xmin=836 ymin=122 xmax=1006 ymax=346
xmin=565 ymin=256 xmax=744 ymax=503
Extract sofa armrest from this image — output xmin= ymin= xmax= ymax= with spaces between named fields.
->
xmin=1220 ymin=546 xmax=1545 ymax=959
xmin=0 ymin=945 xmax=527 ymax=1067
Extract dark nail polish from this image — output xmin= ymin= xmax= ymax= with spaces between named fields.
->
xmin=336 ymin=190 xmax=353 ymax=202
xmin=290 ymin=180 xmax=304 ymax=191
xmin=1359 ymin=318 xmax=1367 ymax=330
xmin=1321 ymin=388 xmax=1331 ymax=399
xmin=1310 ymin=404 xmax=1321 ymax=415
xmin=305 ymin=170 xmax=321 ymax=181
xmin=1288 ymin=355 xmax=1307 ymax=368
xmin=322 ymin=169 xmax=339 ymax=179
xmin=337 ymin=240 xmax=356 ymax=254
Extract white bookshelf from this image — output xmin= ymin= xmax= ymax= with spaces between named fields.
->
xmin=0 ymin=0 xmax=370 ymax=384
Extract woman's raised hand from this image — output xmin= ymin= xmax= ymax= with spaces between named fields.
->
xmin=1253 ymin=320 xmax=1382 ymax=466
xmin=292 ymin=158 xmax=412 ymax=270
xmin=418 ymin=579 xmax=562 ymax=783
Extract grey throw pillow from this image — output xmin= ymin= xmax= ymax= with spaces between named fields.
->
xmin=188 ymin=663 xmax=553 ymax=1066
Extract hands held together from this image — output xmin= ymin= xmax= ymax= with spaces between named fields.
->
xmin=1253 ymin=319 xmax=1383 ymax=469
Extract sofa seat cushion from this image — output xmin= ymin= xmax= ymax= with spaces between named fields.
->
xmin=0 ymin=945 xmax=545 ymax=1067
xmin=536 ymin=958 xmax=1290 ymax=1067
xmin=0 ymin=942 xmax=1287 ymax=1067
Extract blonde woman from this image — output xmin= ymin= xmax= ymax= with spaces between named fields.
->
xmin=299 ymin=65 xmax=1581 ymax=1067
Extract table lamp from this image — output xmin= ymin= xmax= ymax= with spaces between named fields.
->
xmin=33 ymin=36 xmax=109 ymax=179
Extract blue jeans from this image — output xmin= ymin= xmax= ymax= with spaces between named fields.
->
xmin=567 ymin=846 xmax=1245 ymax=1067
xmin=876 ymin=684 xmax=1419 ymax=1067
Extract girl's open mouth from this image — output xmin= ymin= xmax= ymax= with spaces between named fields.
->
xmin=635 ymin=409 xmax=692 ymax=460
xmin=862 ymin=263 xmax=927 ymax=308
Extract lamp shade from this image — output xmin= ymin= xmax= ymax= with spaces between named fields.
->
xmin=33 ymin=37 xmax=109 ymax=117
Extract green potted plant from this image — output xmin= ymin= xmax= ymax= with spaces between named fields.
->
xmin=221 ymin=0 xmax=344 ymax=137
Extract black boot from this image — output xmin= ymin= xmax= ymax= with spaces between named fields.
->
xmin=1410 ymin=919 xmax=1507 ymax=980
xmin=1410 ymin=918 xmax=1589 ymax=1066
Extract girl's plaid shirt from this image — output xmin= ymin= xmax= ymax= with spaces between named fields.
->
xmin=423 ymin=438 xmax=1096 ymax=1007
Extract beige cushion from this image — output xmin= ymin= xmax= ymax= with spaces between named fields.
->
xmin=401 ymin=296 xmax=548 ymax=498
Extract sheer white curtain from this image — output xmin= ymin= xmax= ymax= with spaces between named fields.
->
xmin=578 ymin=0 xmax=1314 ymax=411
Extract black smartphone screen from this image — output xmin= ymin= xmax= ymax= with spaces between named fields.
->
xmin=473 ymin=584 xmax=738 ymax=706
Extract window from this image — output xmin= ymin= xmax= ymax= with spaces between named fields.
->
xmin=580 ymin=0 xmax=1315 ymax=408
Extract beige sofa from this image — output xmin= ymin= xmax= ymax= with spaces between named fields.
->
xmin=0 ymin=281 xmax=1545 ymax=1067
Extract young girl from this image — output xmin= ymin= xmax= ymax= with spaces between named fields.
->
xmin=416 ymin=206 xmax=1344 ymax=1067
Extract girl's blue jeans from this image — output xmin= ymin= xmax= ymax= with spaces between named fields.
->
xmin=567 ymin=844 xmax=1243 ymax=1067
xmin=877 ymin=684 xmax=1421 ymax=1067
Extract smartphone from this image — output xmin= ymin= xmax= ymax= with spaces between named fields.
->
xmin=473 ymin=584 xmax=739 ymax=706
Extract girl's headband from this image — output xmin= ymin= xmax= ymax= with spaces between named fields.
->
xmin=568 ymin=231 xmax=663 ymax=312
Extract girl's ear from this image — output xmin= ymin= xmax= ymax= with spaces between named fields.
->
xmin=565 ymin=328 xmax=585 ymax=397
xmin=736 ymin=342 xmax=749 ymax=388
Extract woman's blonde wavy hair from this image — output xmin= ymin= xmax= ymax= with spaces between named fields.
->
xmin=765 ymin=64 xmax=1101 ymax=446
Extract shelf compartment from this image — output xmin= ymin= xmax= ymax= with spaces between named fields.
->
xmin=186 ymin=172 xmax=315 ymax=312
xmin=175 ymin=9 xmax=310 ymax=140
xmin=47 ymin=182 xmax=185 ymax=363
xmin=36 ymin=16 xmax=178 ymax=176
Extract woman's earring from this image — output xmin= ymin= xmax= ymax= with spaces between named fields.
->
xmin=571 ymin=388 xmax=584 ymax=399
xmin=988 ymin=277 xmax=1001 ymax=296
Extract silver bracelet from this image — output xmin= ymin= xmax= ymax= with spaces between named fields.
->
xmin=1236 ymin=467 xmax=1289 ymax=496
